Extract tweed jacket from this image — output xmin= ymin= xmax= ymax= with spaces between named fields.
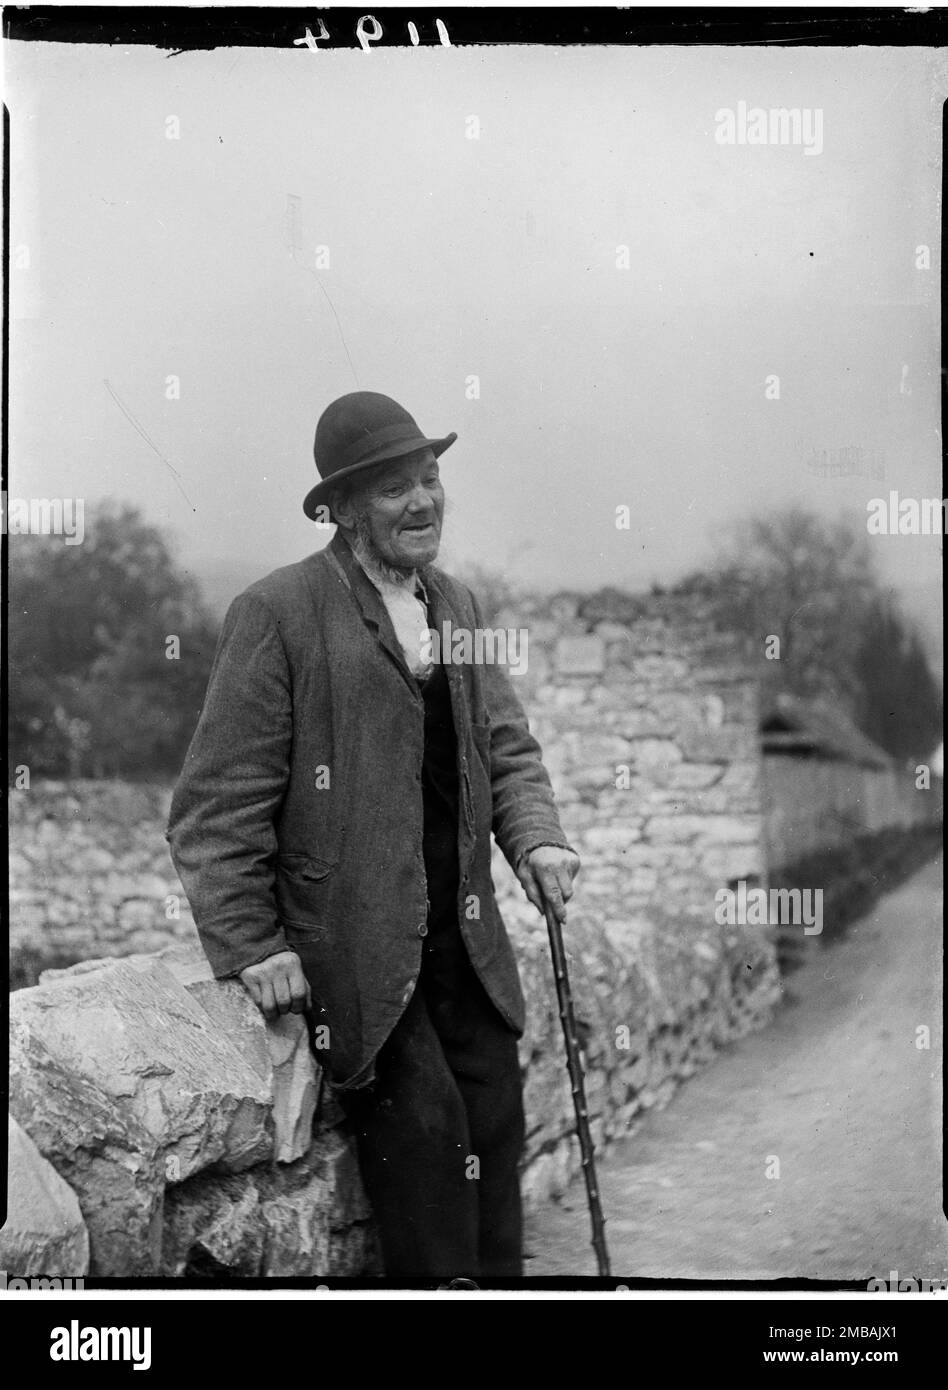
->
xmin=166 ymin=530 xmax=570 ymax=1088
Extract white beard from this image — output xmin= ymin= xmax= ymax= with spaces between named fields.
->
xmin=350 ymin=514 xmax=421 ymax=588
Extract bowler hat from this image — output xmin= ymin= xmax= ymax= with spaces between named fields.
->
xmin=303 ymin=391 xmax=457 ymax=520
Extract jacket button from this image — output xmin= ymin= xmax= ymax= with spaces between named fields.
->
xmin=417 ymin=923 xmax=428 ymax=937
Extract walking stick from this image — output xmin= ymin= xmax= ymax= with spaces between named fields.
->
xmin=543 ymin=901 xmax=611 ymax=1277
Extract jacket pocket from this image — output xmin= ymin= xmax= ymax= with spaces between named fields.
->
xmin=275 ymin=853 xmax=337 ymax=931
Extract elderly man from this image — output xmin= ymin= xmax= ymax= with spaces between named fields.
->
xmin=167 ymin=391 xmax=579 ymax=1281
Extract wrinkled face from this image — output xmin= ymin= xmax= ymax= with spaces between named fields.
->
xmin=337 ymin=448 xmax=444 ymax=572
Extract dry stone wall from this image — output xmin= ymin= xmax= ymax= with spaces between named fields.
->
xmin=8 ymin=945 xmax=377 ymax=1277
xmin=9 ymin=782 xmax=197 ymax=988
xmin=496 ymin=594 xmax=779 ymax=1204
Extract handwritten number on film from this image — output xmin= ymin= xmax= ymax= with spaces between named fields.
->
xmin=295 ymin=17 xmax=451 ymax=50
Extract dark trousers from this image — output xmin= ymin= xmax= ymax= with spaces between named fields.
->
xmin=336 ymin=907 xmax=525 ymax=1281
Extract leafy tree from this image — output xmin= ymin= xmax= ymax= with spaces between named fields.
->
xmin=676 ymin=506 xmax=941 ymax=763
xmin=852 ymin=592 xmax=943 ymax=765
xmin=8 ymin=503 xmax=219 ymax=779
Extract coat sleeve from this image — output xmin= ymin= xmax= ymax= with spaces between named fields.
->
xmin=166 ymin=590 xmax=293 ymax=978
xmin=470 ymin=590 xmax=576 ymax=873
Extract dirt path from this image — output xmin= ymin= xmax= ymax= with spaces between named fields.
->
xmin=526 ymin=855 xmax=946 ymax=1281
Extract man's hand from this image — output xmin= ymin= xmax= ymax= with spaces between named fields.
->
xmin=239 ymin=950 xmax=311 ymax=1021
xmin=516 ymin=845 xmax=581 ymax=925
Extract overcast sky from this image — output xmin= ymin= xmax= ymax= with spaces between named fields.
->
xmin=6 ymin=39 xmax=944 ymax=654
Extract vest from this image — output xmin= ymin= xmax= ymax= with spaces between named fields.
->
xmin=418 ymin=638 xmax=461 ymax=928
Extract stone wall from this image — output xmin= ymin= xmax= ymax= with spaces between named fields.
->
xmin=6 ymin=593 xmax=784 ymax=1276
xmin=6 ymin=946 xmax=377 ymax=1278
xmin=497 ymin=593 xmax=779 ymax=1203
xmin=9 ymin=782 xmax=198 ymax=990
